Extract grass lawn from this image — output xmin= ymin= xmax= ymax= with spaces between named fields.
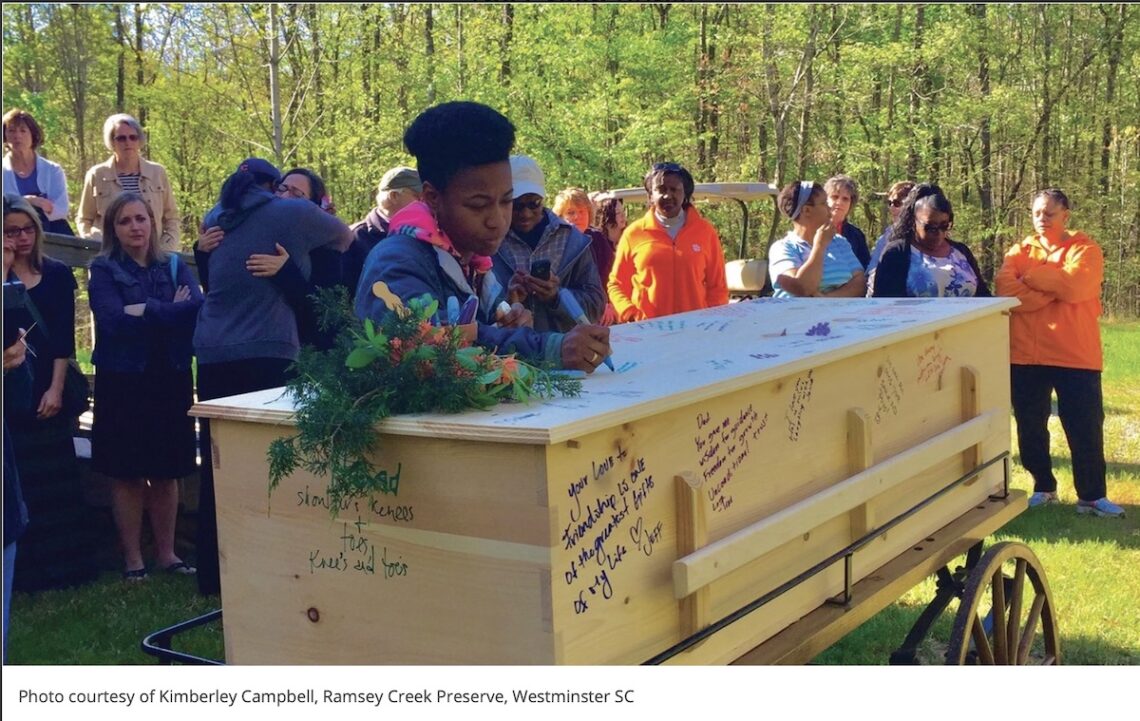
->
xmin=7 ymin=321 xmax=1139 ymax=665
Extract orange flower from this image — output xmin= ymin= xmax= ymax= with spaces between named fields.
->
xmin=498 ymin=356 xmax=520 ymax=384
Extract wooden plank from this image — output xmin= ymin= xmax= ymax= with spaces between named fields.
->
xmin=731 ymin=491 xmax=1027 ymax=665
xmin=43 ymin=231 xmax=200 ymax=280
xmin=961 ymin=366 xmax=983 ymax=478
xmin=847 ymin=408 xmax=874 ymax=539
xmin=675 ymin=472 xmax=710 ymax=637
xmin=673 ymin=410 xmax=1004 ymax=598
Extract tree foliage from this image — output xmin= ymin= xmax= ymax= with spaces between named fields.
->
xmin=3 ymin=2 xmax=1138 ymax=314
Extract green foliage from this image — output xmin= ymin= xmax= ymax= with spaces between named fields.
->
xmin=2 ymin=3 xmax=1138 ymax=314
xmin=265 ymin=290 xmax=580 ymax=515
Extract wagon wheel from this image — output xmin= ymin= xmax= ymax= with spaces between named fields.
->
xmin=946 ymin=541 xmax=1059 ymax=665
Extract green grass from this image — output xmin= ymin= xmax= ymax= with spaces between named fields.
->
xmin=8 ymin=322 xmax=1140 ymax=665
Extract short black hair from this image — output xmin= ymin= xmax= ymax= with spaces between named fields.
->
xmin=777 ymin=180 xmax=825 ymax=219
xmin=403 ymin=101 xmax=516 ymax=191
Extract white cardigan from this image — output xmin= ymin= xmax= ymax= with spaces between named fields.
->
xmin=2 ymin=152 xmax=70 ymax=222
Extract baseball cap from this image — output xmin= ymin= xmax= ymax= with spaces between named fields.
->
xmin=509 ymin=155 xmax=545 ymax=200
xmin=237 ymin=157 xmax=281 ymax=183
xmin=378 ymin=166 xmax=423 ymax=193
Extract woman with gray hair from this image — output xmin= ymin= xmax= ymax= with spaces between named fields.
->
xmin=76 ymin=113 xmax=181 ymax=250
xmin=824 ymin=174 xmax=870 ymax=269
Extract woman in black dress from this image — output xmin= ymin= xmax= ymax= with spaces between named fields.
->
xmin=3 ymin=194 xmax=100 ymax=590
xmin=88 ymin=192 xmax=202 ymax=579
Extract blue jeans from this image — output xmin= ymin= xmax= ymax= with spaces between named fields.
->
xmin=3 ymin=541 xmax=15 ymax=663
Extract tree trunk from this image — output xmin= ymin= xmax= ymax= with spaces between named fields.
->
xmin=268 ymin=3 xmax=283 ymax=164
xmin=906 ymin=4 xmax=925 ymax=179
xmin=424 ymin=4 xmax=436 ymax=105
xmin=391 ymin=4 xmax=409 ymax=122
xmin=1100 ymin=4 xmax=1125 ymax=194
xmin=456 ymin=4 xmax=465 ymax=95
xmin=797 ymin=6 xmax=818 ymax=179
xmin=971 ymin=5 xmax=997 ymax=278
xmin=115 ymin=6 xmax=126 ymax=112
xmin=134 ymin=4 xmax=146 ymax=128
xmin=885 ymin=4 xmax=903 ymax=181
xmin=500 ymin=4 xmax=513 ymax=86
xmin=697 ymin=5 xmax=708 ymax=174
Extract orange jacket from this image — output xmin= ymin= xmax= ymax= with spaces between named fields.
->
xmin=607 ymin=206 xmax=729 ymax=322
xmin=994 ymin=231 xmax=1103 ymax=371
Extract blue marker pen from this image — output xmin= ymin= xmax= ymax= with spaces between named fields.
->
xmin=557 ymin=289 xmax=615 ymax=371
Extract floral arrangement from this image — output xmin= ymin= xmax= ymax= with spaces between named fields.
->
xmin=267 ymin=288 xmax=581 ymax=515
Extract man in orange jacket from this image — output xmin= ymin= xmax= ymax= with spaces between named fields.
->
xmin=995 ymin=188 xmax=1123 ymax=518
xmin=607 ymin=162 xmax=728 ymax=322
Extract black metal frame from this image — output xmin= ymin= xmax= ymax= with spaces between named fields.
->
xmin=140 ymin=609 xmax=224 ymax=665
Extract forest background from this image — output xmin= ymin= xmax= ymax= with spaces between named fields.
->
xmin=3 ymin=2 xmax=1138 ymax=316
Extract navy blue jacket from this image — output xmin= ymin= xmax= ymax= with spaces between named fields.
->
xmin=88 ymin=254 xmax=204 ymax=372
xmin=354 ymin=234 xmax=565 ymax=366
xmin=841 ymin=220 xmax=871 ymax=270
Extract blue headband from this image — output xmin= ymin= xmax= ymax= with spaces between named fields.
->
xmin=791 ymin=181 xmax=814 ymax=220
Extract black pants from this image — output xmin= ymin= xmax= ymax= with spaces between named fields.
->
xmin=195 ymin=358 xmax=294 ymax=596
xmin=1010 ymin=364 xmax=1106 ymax=502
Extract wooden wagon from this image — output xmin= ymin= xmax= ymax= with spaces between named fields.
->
xmin=153 ymin=296 xmax=1057 ymax=665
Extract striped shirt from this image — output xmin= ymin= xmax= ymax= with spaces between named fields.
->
xmin=117 ymin=173 xmax=141 ymax=194
xmin=768 ymin=231 xmax=863 ymax=298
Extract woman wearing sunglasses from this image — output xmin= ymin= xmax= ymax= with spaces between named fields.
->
xmin=608 ymin=162 xmax=728 ymax=321
xmin=76 ymin=114 xmax=181 ymax=251
xmin=866 ymin=180 xmax=916 ymax=273
xmin=868 ymin=183 xmax=989 ymax=299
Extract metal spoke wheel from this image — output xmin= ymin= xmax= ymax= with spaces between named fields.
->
xmin=947 ymin=541 xmax=1059 ymax=665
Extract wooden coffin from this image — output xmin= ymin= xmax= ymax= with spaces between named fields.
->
xmin=191 ymin=296 xmax=1017 ymax=664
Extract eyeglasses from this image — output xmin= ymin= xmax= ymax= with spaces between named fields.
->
xmin=652 ymin=162 xmax=683 ymax=173
xmin=888 ymin=198 xmax=904 ymax=208
xmin=920 ymin=221 xmax=952 ymax=234
xmin=3 ymin=225 xmax=36 ymax=239
xmin=113 ymin=134 xmax=139 ymax=143
xmin=277 ymin=184 xmax=308 ymax=200
xmin=513 ymin=198 xmax=543 ymax=212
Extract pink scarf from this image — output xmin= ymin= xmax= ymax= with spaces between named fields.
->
xmin=388 ymin=201 xmax=493 ymax=274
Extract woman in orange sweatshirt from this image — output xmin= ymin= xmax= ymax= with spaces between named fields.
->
xmin=994 ymin=188 xmax=1123 ymax=518
xmin=607 ymin=162 xmax=728 ymax=322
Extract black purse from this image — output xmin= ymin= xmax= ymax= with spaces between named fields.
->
xmin=20 ymin=291 xmax=90 ymax=418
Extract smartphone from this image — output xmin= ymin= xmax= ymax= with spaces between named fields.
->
xmin=530 ymin=259 xmax=551 ymax=281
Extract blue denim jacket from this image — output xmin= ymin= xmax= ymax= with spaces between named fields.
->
xmin=88 ymin=254 xmax=203 ymax=372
